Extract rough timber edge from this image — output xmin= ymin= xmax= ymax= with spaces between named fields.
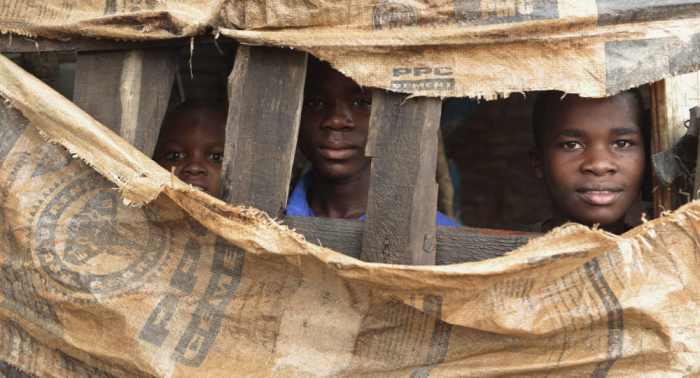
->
xmin=0 ymin=31 xmax=235 ymax=53
xmin=2 ymin=13 xmax=700 ymax=100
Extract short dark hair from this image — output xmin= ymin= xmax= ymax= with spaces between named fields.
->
xmin=162 ymin=100 xmax=228 ymax=129
xmin=153 ymin=100 xmax=228 ymax=158
xmin=532 ymin=89 xmax=646 ymax=150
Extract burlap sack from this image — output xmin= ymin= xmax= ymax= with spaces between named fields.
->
xmin=2 ymin=0 xmax=700 ymax=99
xmin=1 ymin=49 xmax=700 ymax=377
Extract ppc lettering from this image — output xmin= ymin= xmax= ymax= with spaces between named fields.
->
xmin=480 ymin=0 xmax=533 ymax=18
xmin=393 ymin=67 xmax=454 ymax=77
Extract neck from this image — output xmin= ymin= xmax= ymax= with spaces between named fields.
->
xmin=307 ymin=168 xmax=371 ymax=220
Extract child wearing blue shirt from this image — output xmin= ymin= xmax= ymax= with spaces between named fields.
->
xmin=287 ymin=57 xmax=459 ymax=227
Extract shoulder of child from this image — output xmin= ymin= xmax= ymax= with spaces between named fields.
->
xmin=436 ymin=212 xmax=461 ymax=227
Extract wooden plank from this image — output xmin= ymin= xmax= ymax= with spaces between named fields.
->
xmin=283 ymin=215 xmax=538 ymax=264
xmin=0 ymin=34 xmax=235 ymax=53
xmin=284 ymin=216 xmax=364 ymax=257
xmin=219 ymin=46 xmax=307 ymax=217
xmin=360 ymin=91 xmax=442 ymax=265
xmin=693 ymin=108 xmax=700 ymax=200
xmin=73 ymin=47 xmax=180 ymax=157
xmin=434 ymin=226 xmax=537 ymax=264
xmin=651 ymin=73 xmax=700 ymax=215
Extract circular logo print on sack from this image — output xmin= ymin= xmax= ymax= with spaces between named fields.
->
xmin=31 ymin=172 xmax=171 ymax=300
xmin=373 ymin=0 xmax=417 ymax=30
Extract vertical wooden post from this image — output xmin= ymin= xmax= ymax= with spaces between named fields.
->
xmin=218 ymin=46 xmax=307 ymax=217
xmin=651 ymin=72 xmax=700 ymax=216
xmin=360 ymin=91 xmax=442 ymax=265
xmin=73 ymin=47 xmax=180 ymax=157
xmin=691 ymin=108 xmax=700 ymax=200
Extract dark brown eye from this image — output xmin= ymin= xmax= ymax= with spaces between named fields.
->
xmin=165 ymin=151 xmax=184 ymax=160
xmin=562 ymin=141 xmax=583 ymax=149
xmin=209 ymin=153 xmax=223 ymax=163
xmin=307 ymin=98 xmax=324 ymax=107
xmin=614 ymin=140 xmax=632 ymax=148
xmin=352 ymin=98 xmax=372 ymax=106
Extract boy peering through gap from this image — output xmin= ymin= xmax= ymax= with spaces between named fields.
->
xmin=152 ymin=100 xmax=227 ymax=196
xmin=524 ymin=89 xmax=646 ymax=235
xmin=286 ymin=56 xmax=459 ymax=227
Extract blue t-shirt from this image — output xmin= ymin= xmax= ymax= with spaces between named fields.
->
xmin=286 ymin=171 xmax=460 ymax=227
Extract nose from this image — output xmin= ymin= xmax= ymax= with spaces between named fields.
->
xmin=182 ymin=156 xmax=208 ymax=176
xmin=581 ymin=147 xmax=618 ymax=175
xmin=321 ymin=102 xmax=354 ymax=131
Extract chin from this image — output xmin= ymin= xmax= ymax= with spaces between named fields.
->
xmin=313 ymin=164 xmax=351 ymax=179
xmin=575 ymin=213 xmax=624 ymax=228
xmin=314 ymin=159 xmax=371 ymax=180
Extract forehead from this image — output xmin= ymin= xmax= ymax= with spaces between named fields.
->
xmin=545 ymin=94 xmax=640 ymax=134
xmin=160 ymin=109 xmax=226 ymax=139
xmin=160 ymin=122 xmax=225 ymax=145
xmin=305 ymin=60 xmax=363 ymax=93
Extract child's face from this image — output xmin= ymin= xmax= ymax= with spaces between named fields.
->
xmin=530 ymin=94 xmax=644 ymax=228
xmin=153 ymin=113 xmax=225 ymax=196
xmin=298 ymin=60 xmax=373 ymax=180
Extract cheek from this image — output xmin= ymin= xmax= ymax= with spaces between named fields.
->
xmin=625 ymin=155 xmax=645 ymax=188
xmin=544 ymin=159 xmax=571 ymax=186
xmin=352 ymin=113 xmax=371 ymax=148
xmin=353 ymin=110 xmax=371 ymax=128
xmin=298 ymin=118 xmax=322 ymax=148
xmin=155 ymin=159 xmax=176 ymax=171
xmin=300 ymin=112 xmax=322 ymax=132
xmin=297 ymin=135 xmax=316 ymax=160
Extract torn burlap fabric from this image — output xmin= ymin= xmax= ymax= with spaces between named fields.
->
xmin=2 ymin=1 xmax=700 ymax=99
xmin=1 ymin=51 xmax=700 ymax=376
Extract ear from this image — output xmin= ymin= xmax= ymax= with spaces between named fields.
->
xmin=528 ymin=147 xmax=544 ymax=179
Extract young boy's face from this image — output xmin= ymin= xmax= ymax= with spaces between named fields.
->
xmin=153 ymin=110 xmax=225 ymax=196
xmin=297 ymin=60 xmax=372 ymax=180
xmin=529 ymin=93 xmax=644 ymax=229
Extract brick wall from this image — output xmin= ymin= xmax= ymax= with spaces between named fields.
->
xmin=445 ymin=93 xmax=551 ymax=230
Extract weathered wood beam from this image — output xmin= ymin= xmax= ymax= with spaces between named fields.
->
xmin=651 ymin=73 xmax=700 ymax=215
xmin=283 ymin=215 xmax=538 ymax=264
xmin=219 ymin=46 xmax=307 ymax=217
xmin=0 ymin=34 xmax=235 ymax=53
xmin=72 ymin=47 xmax=180 ymax=157
xmin=361 ymin=91 xmax=442 ymax=265
xmin=692 ymin=108 xmax=700 ymax=200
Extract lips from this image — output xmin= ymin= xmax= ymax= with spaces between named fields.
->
xmin=576 ymin=184 xmax=623 ymax=206
xmin=319 ymin=142 xmax=357 ymax=160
